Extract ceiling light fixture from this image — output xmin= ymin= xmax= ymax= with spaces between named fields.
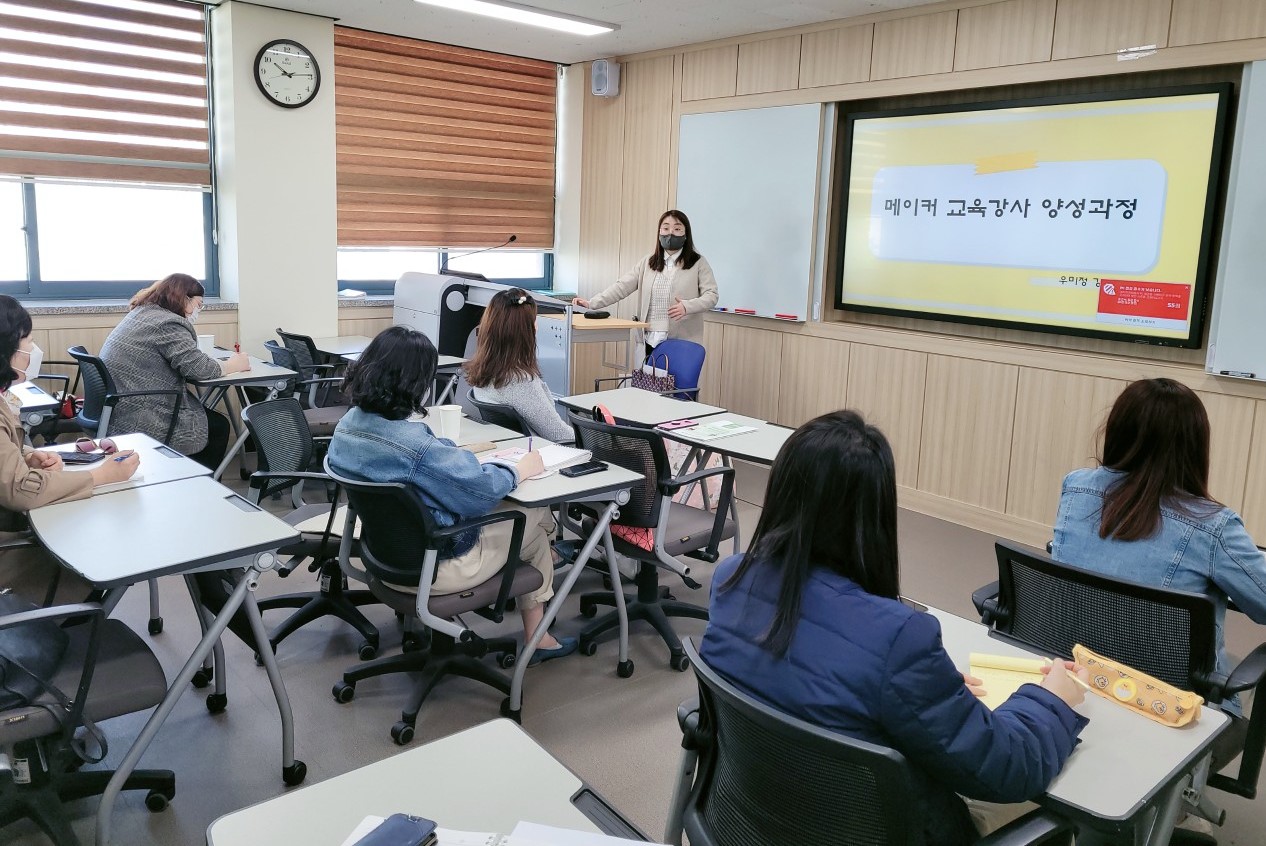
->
xmin=413 ymin=0 xmax=617 ymax=36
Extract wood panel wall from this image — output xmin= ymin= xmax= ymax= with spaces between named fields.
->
xmin=579 ymin=0 xmax=1266 ymax=548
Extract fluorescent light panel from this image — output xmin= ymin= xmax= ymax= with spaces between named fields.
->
xmin=413 ymin=0 xmax=617 ymax=36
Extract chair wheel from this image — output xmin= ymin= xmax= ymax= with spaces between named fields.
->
xmin=670 ymin=653 xmax=690 ymax=672
xmin=148 ymin=617 xmax=163 ymax=635
xmin=358 ymin=641 xmax=378 ymax=661
xmin=144 ymin=788 xmax=173 ymax=812
xmin=206 ymin=693 xmax=228 ymax=713
xmin=498 ymin=652 xmax=516 ymax=669
xmin=390 ymin=721 xmax=415 ymax=745
xmin=332 ymin=681 xmax=355 ymax=703
xmin=579 ymin=598 xmax=598 ymax=618
xmin=282 ymin=760 xmax=307 ymax=786
xmin=617 ymin=659 xmax=635 ymax=678
xmin=401 ymin=633 xmax=424 ymax=653
xmin=579 ymin=638 xmax=598 ymax=657
xmin=191 ymin=667 xmax=213 ymax=689
xmin=500 ymin=697 xmax=522 ymax=724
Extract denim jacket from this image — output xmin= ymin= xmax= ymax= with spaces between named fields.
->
xmin=327 ymin=407 xmax=519 ymax=557
xmin=1053 ymin=466 xmax=1266 ymax=682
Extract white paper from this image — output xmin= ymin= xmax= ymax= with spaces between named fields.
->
xmin=687 ymin=420 xmax=757 ymax=442
xmin=508 ymin=821 xmax=656 ymax=845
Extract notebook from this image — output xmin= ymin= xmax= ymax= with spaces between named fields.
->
xmin=342 ymin=818 xmax=649 ymax=846
xmin=478 ymin=444 xmax=591 ymax=478
xmin=968 ymin=653 xmax=1047 ymax=710
xmin=685 ymin=419 xmax=758 ymax=442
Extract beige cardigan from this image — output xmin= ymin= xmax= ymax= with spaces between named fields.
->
xmin=587 ymin=253 xmax=719 ymax=345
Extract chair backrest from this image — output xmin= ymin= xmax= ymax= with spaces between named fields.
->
xmin=647 ymin=339 xmax=706 ymax=399
xmin=681 ymin=640 xmax=924 ymax=846
xmin=569 ymin=411 xmax=667 ymax=529
xmin=67 ymin=345 xmax=115 ymax=430
xmin=242 ymin=397 xmax=315 ymax=499
xmin=262 ymin=340 xmax=302 ymax=392
xmin=991 ymin=540 xmax=1217 ymax=692
xmin=276 ymin=327 xmax=320 ymax=375
xmin=467 ymin=393 xmax=529 ymax=436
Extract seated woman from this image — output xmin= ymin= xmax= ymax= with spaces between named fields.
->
xmin=100 ymin=273 xmax=249 ymax=470
xmin=465 ymin=288 xmax=572 ymax=443
xmin=328 ymin=325 xmax=576 ymax=662
xmin=1053 ymin=377 xmax=1266 ymax=686
xmin=0 ymin=296 xmax=139 ymax=605
xmin=701 ymin=410 xmax=1088 ymax=846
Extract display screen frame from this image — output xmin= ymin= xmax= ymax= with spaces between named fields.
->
xmin=834 ymin=83 xmax=1232 ymax=348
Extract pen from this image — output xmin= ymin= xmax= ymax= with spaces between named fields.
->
xmin=528 ymin=436 xmax=533 ymax=452
xmin=234 ymin=343 xmax=241 ymax=353
xmin=1219 ymin=370 xmax=1256 ymax=379
xmin=113 ymin=453 xmax=131 ymax=462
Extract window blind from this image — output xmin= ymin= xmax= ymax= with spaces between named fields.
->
xmin=0 ymin=0 xmax=210 ymax=185
xmin=334 ymin=27 xmax=557 ymax=249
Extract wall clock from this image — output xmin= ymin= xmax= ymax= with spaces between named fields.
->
xmin=254 ymin=39 xmax=320 ymax=108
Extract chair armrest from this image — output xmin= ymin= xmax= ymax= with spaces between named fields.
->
xmin=433 ymin=509 xmax=527 ymax=623
xmin=0 ymin=601 xmax=103 ymax=630
xmin=677 ymin=696 xmax=701 ymax=738
xmin=975 ymin=809 xmax=1072 ymax=846
xmin=248 ymin=470 xmax=331 ymax=490
xmin=972 ymin=581 xmax=1000 ymax=620
xmin=1224 ymin=642 xmax=1266 ymax=696
xmin=32 ymin=374 xmax=69 ymax=391
xmin=296 ymin=376 xmax=344 ymax=387
xmin=0 ymin=531 xmax=37 ymax=553
xmin=594 ymin=375 xmax=632 ymax=391
xmin=105 ymin=388 xmax=185 ymax=403
xmin=662 ymin=464 xmax=733 ymax=495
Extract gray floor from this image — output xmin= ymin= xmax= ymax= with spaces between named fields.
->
xmin=6 ymin=461 xmax=1266 ymax=845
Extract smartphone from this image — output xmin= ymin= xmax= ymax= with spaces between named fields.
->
xmin=352 ymin=813 xmax=437 ymax=846
xmin=560 ymin=460 xmax=608 ymax=477
xmin=658 ymin=419 xmax=698 ymax=431
xmin=59 ymin=452 xmax=107 ymax=465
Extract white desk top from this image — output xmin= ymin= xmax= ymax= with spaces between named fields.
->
xmin=29 ymin=475 xmax=299 ymax=589
xmin=207 ymin=719 xmax=601 ymax=845
xmin=11 ymin=380 xmax=59 ymax=412
xmin=54 ymin=432 xmax=209 ymax=494
xmin=560 ymin=387 xmax=725 ymax=426
xmin=494 ymin=436 xmax=644 ymax=508
xmin=930 ymin=607 xmax=1228 ymax=824
xmin=658 ymin=413 xmax=791 ymax=466
xmin=409 ymin=407 xmax=522 ymax=446
xmin=309 ymin=335 xmax=373 ymax=357
xmin=341 ymin=353 xmax=465 ymax=370
xmin=194 ymin=356 xmax=296 ymax=388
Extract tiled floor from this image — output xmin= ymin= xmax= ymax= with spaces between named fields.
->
xmin=5 ymin=468 xmax=1265 ymax=845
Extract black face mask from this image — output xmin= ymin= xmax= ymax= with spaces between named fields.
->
xmin=659 ymin=234 xmax=686 ymax=251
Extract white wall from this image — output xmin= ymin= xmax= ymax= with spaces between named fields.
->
xmin=210 ymin=1 xmax=338 ymax=354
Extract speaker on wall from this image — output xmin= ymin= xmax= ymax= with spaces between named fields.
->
xmin=591 ymin=59 xmax=620 ymax=98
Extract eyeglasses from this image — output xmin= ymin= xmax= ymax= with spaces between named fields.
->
xmin=75 ymin=437 xmax=118 ymax=455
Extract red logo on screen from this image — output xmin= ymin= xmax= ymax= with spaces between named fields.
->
xmin=1097 ymin=280 xmax=1191 ymax=320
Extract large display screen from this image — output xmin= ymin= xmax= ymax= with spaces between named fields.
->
xmin=836 ymin=86 xmax=1229 ymax=346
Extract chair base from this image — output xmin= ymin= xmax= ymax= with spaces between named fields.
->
xmin=257 ymin=560 xmax=381 ymax=655
xmin=578 ymin=562 xmax=707 ymax=670
xmin=0 ymin=740 xmax=174 ymax=846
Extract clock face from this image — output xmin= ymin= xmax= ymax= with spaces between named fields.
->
xmin=254 ymin=39 xmax=320 ymax=108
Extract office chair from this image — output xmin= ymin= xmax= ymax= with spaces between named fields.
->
xmin=325 ymin=461 xmax=542 ymax=745
xmin=243 ymin=398 xmax=379 ymax=659
xmin=569 ymin=412 xmax=735 ymax=672
xmin=25 ymin=360 xmax=81 ymax=447
xmin=665 ymin=639 xmax=1071 ymax=846
xmin=262 ymin=340 xmax=348 ymax=437
xmin=973 ymin=541 xmax=1266 ymax=843
xmin=0 ymin=598 xmax=174 ymax=846
xmin=67 ymin=345 xmax=184 ymax=637
xmin=275 ymin=327 xmax=341 ymax=408
xmin=594 ymin=338 xmax=707 ymax=401
xmin=467 ymin=393 xmax=530 ymax=436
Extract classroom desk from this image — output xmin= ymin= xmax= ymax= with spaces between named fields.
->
xmin=308 ymin=334 xmax=373 ymax=359
xmin=929 ymin=606 xmax=1228 ymax=845
xmin=495 ymin=436 xmax=644 ymax=718
xmin=559 ymin=387 xmax=724 ymax=427
xmin=28 ymin=475 xmax=305 ymax=846
xmin=343 ymin=353 xmax=467 ymax=404
xmin=193 ymin=356 xmax=297 ymax=481
xmin=409 ymin=406 xmax=523 ymax=446
xmin=11 ymin=379 xmax=60 ymax=431
xmin=206 ymin=718 xmax=645 ymax=845
xmin=542 ymin=313 xmax=648 ymax=377
xmin=54 ymin=432 xmax=210 ymax=492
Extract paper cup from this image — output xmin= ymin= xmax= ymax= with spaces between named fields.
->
xmin=434 ymin=405 xmax=463 ymax=441
xmin=197 ymin=334 xmax=215 ymax=354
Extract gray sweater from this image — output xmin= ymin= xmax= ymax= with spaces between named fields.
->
xmin=470 ymin=376 xmax=572 ymax=442
xmin=99 ymin=305 xmax=222 ymax=454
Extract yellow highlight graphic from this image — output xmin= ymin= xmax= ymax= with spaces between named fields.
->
xmin=975 ymin=152 xmax=1038 ymax=174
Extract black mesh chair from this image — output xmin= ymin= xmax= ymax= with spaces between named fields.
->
xmin=243 ymin=398 xmax=379 ymax=659
xmin=325 ymin=460 xmax=542 ymax=745
xmin=569 ymin=412 xmax=735 ymax=671
xmin=0 ymin=598 xmax=174 ymax=846
xmin=26 ymin=360 xmax=81 ymax=447
xmin=973 ymin=541 xmax=1266 ymax=837
xmin=467 ymin=393 xmax=530 ymax=436
xmin=275 ymin=327 xmax=341 ymax=408
xmin=67 ymin=345 xmax=184 ymax=637
xmin=262 ymin=340 xmax=348 ymax=437
xmin=666 ymin=639 xmax=1071 ymax=846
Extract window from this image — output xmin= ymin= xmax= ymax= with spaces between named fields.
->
xmin=0 ymin=0 xmax=214 ymax=297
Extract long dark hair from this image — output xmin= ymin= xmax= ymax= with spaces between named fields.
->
xmin=1099 ymin=378 xmax=1216 ymax=541
xmin=721 ymin=410 xmax=900 ymax=656
xmin=464 ymin=287 xmax=540 ymax=389
xmin=130 ymin=272 xmax=204 ymax=316
xmin=648 ymin=209 xmax=702 ymax=272
xmin=0 ymin=295 xmax=33 ymax=393
xmin=344 ymin=326 xmax=437 ymax=421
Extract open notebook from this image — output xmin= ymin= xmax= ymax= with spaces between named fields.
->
xmin=478 ymin=444 xmax=591 ymax=478
xmin=342 ymin=818 xmax=647 ymax=846
xmin=968 ymin=653 xmax=1047 ymax=710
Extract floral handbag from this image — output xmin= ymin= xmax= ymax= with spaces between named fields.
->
xmin=629 ymin=352 xmax=676 ymax=395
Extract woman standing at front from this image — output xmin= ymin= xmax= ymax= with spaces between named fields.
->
xmin=574 ymin=210 xmax=719 ymax=351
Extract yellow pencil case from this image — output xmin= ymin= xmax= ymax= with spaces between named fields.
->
xmin=1073 ymin=644 xmax=1203 ymax=727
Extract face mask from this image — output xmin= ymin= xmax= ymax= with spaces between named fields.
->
xmin=659 ymin=234 xmax=686 ymax=251
xmin=14 ymin=343 xmax=42 ymax=382
xmin=189 ymin=306 xmax=203 ymax=324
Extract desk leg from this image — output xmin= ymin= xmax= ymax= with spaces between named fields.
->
xmin=508 ymin=502 xmax=626 ymax=719
xmin=721 ymin=456 xmax=741 ymax=555
xmin=241 ymin=582 xmax=303 ymax=784
xmin=1136 ymin=770 xmax=1192 ymax=846
xmin=436 ymin=372 xmax=459 ymax=404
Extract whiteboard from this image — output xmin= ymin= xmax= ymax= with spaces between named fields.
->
xmin=1207 ymin=61 xmax=1266 ymax=382
xmin=676 ymin=105 xmax=822 ymax=321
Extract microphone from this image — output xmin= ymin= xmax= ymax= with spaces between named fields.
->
xmin=440 ymin=235 xmax=517 ymax=274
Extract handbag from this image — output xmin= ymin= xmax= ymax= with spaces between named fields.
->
xmin=589 ymin=405 xmax=656 ymax=551
xmin=630 ymin=351 xmax=676 ymax=394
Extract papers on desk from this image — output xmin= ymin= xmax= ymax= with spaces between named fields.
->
xmin=681 ymin=419 xmax=757 ymax=442
xmin=969 ymin=653 xmax=1046 ymax=710
xmin=342 ymin=818 xmax=653 ymax=846
xmin=91 ymin=473 xmax=144 ymax=494
xmin=479 ymin=444 xmax=591 ymax=477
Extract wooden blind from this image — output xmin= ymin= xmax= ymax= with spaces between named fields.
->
xmin=0 ymin=0 xmax=210 ymax=185
xmin=335 ymin=27 xmax=557 ymax=249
